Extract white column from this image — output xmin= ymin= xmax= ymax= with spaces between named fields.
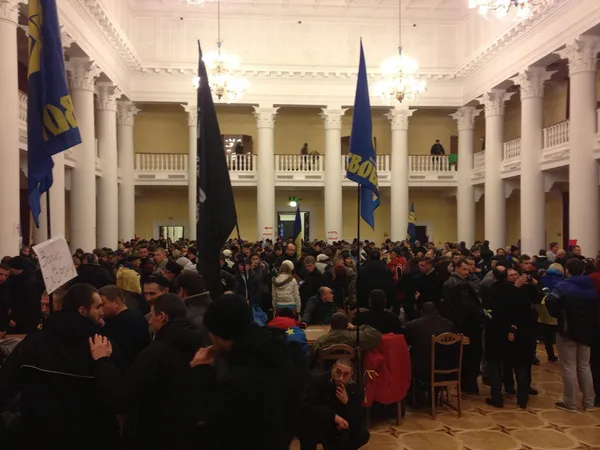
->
xmin=95 ymin=84 xmax=121 ymax=248
xmin=0 ymin=0 xmax=21 ymax=255
xmin=512 ymin=67 xmax=555 ymax=256
xmin=117 ymin=101 xmax=139 ymax=242
xmin=451 ymin=106 xmax=482 ymax=247
xmin=66 ymin=58 xmax=100 ymax=252
xmin=386 ymin=107 xmax=414 ymax=242
xmin=183 ymin=104 xmax=198 ymax=241
xmin=480 ymin=89 xmax=514 ymax=251
xmin=558 ymin=37 xmax=600 ymax=255
xmin=321 ymin=108 xmax=347 ymax=243
xmin=254 ymin=107 xmax=279 ymax=241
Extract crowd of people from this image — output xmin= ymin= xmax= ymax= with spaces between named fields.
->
xmin=0 ymin=236 xmax=599 ymax=449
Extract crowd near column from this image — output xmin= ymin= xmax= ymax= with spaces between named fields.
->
xmin=255 ymin=106 xmax=279 ymax=242
xmin=513 ymin=67 xmax=554 ymax=257
xmin=184 ymin=104 xmax=198 ymax=241
xmin=321 ymin=108 xmax=346 ymax=244
xmin=0 ymin=0 xmax=21 ymax=256
xmin=117 ymin=101 xmax=140 ymax=242
xmin=451 ymin=106 xmax=481 ymax=247
xmin=96 ymin=83 xmax=122 ymax=248
xmin=387 ymin=107 xmax=414 ymax=242
xmin=559 ymin=37 xmax=600 ymax=255
xmin=481 ymin=89 xmax=514 ymax=252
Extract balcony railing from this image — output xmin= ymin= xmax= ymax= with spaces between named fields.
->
xmin=135 ymin=153 xmax=188 ymax=171
xmin=342 ymin=154 xmax=392 ymax=172
xmin=409 ymin=155 xmax=456 ymax=172
xmin=544 ymin=120 xmax=569 ymax=149
xmin=473 ymin=151 xmax=485 ymax=170
xmin=503 ymin=138 xmax=521 ymax=160
xmin=19 ymin=91 xmax=27 ymax=122
xmin=227 ymin=154 xmax=256 ymax=172
xmin=276 ymin=154 xmax=323 ymax=172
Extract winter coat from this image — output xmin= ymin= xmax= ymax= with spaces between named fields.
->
xmin=441 ymin=273 xmax=483 ymax=334
xmin=184 ymin=292 xmax=212 ymax=347
xmin=546 ymin=275 xmax=599 ymax=346
xmin=0 ymin=311 xmax=120 ymax=450
xmin=93 ymin=320 xmax=205 ymax=450
xmin=272 ymin=274 xmax=301 ymax=311
xmin=538 ymin=271 xmax=564 ymax=325
xmin=356 ymin=260 xmax=396 ymax=309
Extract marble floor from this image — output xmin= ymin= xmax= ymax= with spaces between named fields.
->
xmin=292 ymin=348 xmax=600 ymax=450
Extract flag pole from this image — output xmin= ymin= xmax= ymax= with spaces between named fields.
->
xmin=355 ymin=184 xmax=360 ymax=344
xmin=46 ymin=189 xmax=52 ymax=240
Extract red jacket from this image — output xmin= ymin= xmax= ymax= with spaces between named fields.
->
xmin=362 ymin=334 xmax=411 ymax=407
xmin=267 ymin=316 xmax=297 ymax=330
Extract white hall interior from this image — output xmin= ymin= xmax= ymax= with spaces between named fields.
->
xmin=2 ymin=0 xmax=600 ymax=257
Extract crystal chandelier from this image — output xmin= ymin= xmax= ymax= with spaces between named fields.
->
xmin=375 ymin=0 xmax=426 ymax=104
xmin=191 ymin=0 xmax=248 ymax=102
xmin=468 ymin=0 xmax=552 ymax=20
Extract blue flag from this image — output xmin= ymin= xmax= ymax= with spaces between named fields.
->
xmin=293 ymin=205 xmax=302 ymax=260
xmin=28 ymin=0 xmax=82 ymax=228
xmin=407 ymin=202 xmax=416 ymax=242
xmin=347 ymin=41 xmax=379 ymax=229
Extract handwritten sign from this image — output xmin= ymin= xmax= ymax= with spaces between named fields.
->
xmin=33 ymin=236 xmax=77 ymax=294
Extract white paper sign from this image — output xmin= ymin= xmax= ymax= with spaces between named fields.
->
xmin=33 ymin=236 xmax=77 ymax=294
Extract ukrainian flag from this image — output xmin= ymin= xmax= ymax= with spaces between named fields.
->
xmin=407 ymin=202 xmax=416 ymax=242
xmin=28 ymin=0 xmax=82 ymax=228
xmin=293 ymin=204 xmax=302 ymax=260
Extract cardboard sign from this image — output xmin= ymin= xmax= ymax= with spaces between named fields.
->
xmin=33 ymin=236 xmax=77 ymax=294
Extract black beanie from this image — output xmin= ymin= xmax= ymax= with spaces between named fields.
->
xmin=204 ymin=294 xmax=252 ymax=340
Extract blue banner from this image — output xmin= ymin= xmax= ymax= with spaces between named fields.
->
xmin=347 ymin=41 xmax=379 ymax=229
xmin=28 ymin=0 xmax=82 ymax=228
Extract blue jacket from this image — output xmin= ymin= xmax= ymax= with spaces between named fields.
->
xmin=546 ymin=275 xmax=599 ymax=346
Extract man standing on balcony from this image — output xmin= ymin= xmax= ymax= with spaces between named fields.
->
xmin=430 ymin=139 xmax=446 ymax=156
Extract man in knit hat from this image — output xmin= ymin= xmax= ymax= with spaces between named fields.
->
xmin=192 ymin=294 xmax=306 ymax=450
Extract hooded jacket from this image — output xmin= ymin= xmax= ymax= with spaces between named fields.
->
xmin=93 ymin=319 xmax=205 ymax=450
xmin=185 ymin=292 xmax=212 ymax=347
xmin=545 ymin=275 xmax=599 ymax=346
xmin=272 ymin=274 xmax=301 ymax=311
xmin=0 ymin=311 xmax=120 ymax=450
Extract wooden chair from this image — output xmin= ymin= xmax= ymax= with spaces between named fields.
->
xmin=317 ymin=344 xmax=358 ymax=374
xmin=430 ymin=332 xmax=464 ymax=419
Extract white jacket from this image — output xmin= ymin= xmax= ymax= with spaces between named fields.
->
xmin=272 ymin=274 xmax=301 ymax=311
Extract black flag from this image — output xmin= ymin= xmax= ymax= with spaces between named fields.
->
xmin=196 ymin=41 xmax=237 ymax=297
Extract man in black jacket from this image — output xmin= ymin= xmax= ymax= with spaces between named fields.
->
xmin=442 ymin=259 xmax=484 ymax=394
xmin=356 ymin=250 xmax=396 ymax=309
xmin=300 ymin=359 xmax=370 ymax=450
xmin=75 ymin=253 xmax=115 ymax=289
xmin=191 ymin=294 xmax=307 ymax=450
xmin=176 ymin=271 xmax=212 ymax=347
xmin=90 ymin=293 xmax=205 ymax=450
xmin=302 ymin=287 xmax=338 ymax=326
xmin=354 ymin=289 xmax=403 ymax=335
xmin=0 ymin=283 xmax=120 ymax=450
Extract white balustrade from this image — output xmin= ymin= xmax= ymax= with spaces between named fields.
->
xmin=543 ymin=120 xmax=569 ymax=149
xmin=503 ymin=138 xmax=521 ymax=160
xmin=226 ymin=153 xmax=256 ymax=172
xmin=473 ymin=151 xmax=485 ymax=170
xmin=341 ymin=154 xmax=390 ymax=172
xmin=276 ymin=154 xmax=323 ymax=172
xmin=134 ymin=153 xmax=188 ymax=172
xmin=409 ymin=155 xmax=455 ymax=172
xmin=19 ymin=91 xmax=27 ymax=122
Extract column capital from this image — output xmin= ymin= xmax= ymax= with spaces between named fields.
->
xmin=320 ymin=108 xmax=347 ymax=130
xmin=254 ymin=107 xmax=279 ymax=129
xmin=66 ymin=58 xmax=101 ymax=92
xmin=117 ymin=101 xmax=140 ymax=126
xmin=556 ymin=36 xmax=600 ymax=75
xmin=60 ymin=25 xmax=75 ymax=49
xmin=181 ymin=103 xmax=197 ymax=127
xmin=0 ymin=0 xmax=19 ymax=25
xmin=386 ymin=108 xmax=415 ymax=131
xmin=479 ymin=89 xmax=515 ymax=117
xmin=511 ymin=66 xmax=556 ymax=99
xmin=450 ymin=106 xmax=482 ymax=131
xmin=95 ymin=84 xmax=122 ymax=112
